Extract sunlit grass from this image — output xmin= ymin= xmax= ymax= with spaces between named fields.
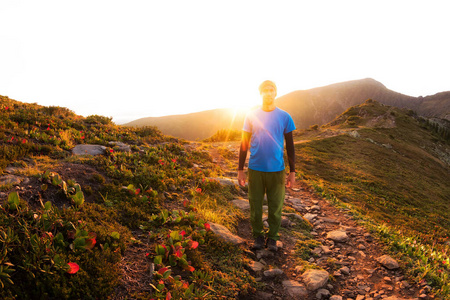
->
xmin=191 ymin=193 xmax=244 ymax=232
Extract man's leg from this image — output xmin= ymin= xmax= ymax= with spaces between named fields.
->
xmin=266 ymin=170 xmax=285 ymax=241
xmin=248 ymin=169 xmax=265 ymax=238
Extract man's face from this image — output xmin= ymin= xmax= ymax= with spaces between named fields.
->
xmin=261 ymin=86 xmax=276 ymax=104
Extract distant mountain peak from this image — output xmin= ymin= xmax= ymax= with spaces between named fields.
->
xmin=125 ymin=78 xmax=449 ymax=140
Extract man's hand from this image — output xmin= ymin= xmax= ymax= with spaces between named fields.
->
xmin=286 ymin=172 xmax=295 ymax=188
xmin=238 ymin=170 xmax=246 ymax=187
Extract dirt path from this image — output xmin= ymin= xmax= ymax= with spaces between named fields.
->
xmin=207 ymin=143 xmax=428 ymax=300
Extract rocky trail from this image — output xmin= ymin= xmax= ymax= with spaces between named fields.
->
xmin=0 ymin=142 xmax=435 ymax=300
xmin=206 ymin=143 xmax=432 ymax=300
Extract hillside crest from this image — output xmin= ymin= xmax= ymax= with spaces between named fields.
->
xmin=125 ymin=78 xmax=450 ymax=140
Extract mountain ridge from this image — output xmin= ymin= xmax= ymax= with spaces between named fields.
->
xmin=125 ymin=78 xmax=450 ymax=140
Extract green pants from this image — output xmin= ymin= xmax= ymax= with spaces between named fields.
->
xmin=248 ymin=169 xmax=285 ymax=240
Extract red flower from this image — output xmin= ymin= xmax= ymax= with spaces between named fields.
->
xmin=109 ymin=149 xmax=114 ymax=153
xmin=81 ymin=136 xmax=85 ymax=139
xmin=85 ymin=232 xmax=97 ymax=250
xmin=175 ymin=249 xmax=183 ymax=258
xmin=189 ymin=240 xmax=199 ymax=250
xmin=204 ymin=223 xmax=211 ymax=231
xmin=158 ymin=159 xmax=164 ymax=165
xmin=22 ymin=139 xmax=26 ymax=144
xmin=145 ymin=253 xmax=150 ymax=257
xmin=186 ymin=266 xmax=195 ymax=272
xmin=180 ymin=230 xmax=186 ymax=237
xmin=135 ymin=188 xmax=140 ymax=195
xmin=195 ymin=188 xmax=202 ymax=193
xmin=171 ymin=158 xmax=177 ymax=163
xmin=67 ymin=262 xmax=80 ymax=274
xmin=47 ymin=127 xmax=50 ymax=131
xmin=202 ymin=178 xmax=205 ymax=183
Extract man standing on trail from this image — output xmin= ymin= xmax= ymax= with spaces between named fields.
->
xmin=238 ymin=80 xmax=296 ymax=252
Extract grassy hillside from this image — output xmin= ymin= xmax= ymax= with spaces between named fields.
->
xmin=294 ymin=100 xmax=450 ymax=294
xmin=0 ymin=95 xmax=254 ymax=299
xmin=296 ymin=99 xmax=450 ymax=240
xmin=125 ymin=108 xmax=247 ymax=141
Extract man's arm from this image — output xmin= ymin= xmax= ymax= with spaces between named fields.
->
xmin=284 ymin=131 xmax=296 ymax=187
xmin=238 ymin=131 xmax=251 ymax=186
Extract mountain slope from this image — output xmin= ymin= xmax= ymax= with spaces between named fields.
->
xmin=125 ymin=78 xmax=450 ymax=140
xmin=125 ymin=108 xmax=247 ymax=141
xmin=294 ymin=99 xmax=450 ymax=241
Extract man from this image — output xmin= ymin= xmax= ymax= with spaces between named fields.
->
xmin=238 ymin=80 xmax=296 ymax=252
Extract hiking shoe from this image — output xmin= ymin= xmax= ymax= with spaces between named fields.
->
xmin=252 ymin=235 xmax=266 ymax=250
xmin=267 ymin=238 xmax=278 ymax=252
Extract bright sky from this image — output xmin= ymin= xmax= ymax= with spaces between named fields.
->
xmin=1 ymin=1 xmax=449 ymax=124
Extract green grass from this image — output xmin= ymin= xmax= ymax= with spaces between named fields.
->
xmin=294 ymin=101 xmax=450 ymax=297
xmin=0 ymin=95 xmax=258 ymax=299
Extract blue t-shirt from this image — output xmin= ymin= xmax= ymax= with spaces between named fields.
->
xmin=243 ymin=107 xmax=296 ymax=172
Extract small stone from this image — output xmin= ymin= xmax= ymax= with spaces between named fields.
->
xmin=358 ymin=244 xmax=366 ymax=250
xmin=327 ymin=230 xmax=349 ymax=242
xmin=376 ymin=255 xmax=399 ymax=270
xmin=255 ymin=291 xmax=273 ymax=300
xmin=303 ymin=213 xmax=318 ymax=222
xmin=316 ymin=288 xmax=330 ymax=299
xmin=312 ymin=247 xmax=323 ymax=255
xmin=383 ymin=276 xmax=392 ymax=282
xmin=330 ymin=296 xmax=343 ymax=300
xmin=322 ymin=246 xmax=332 ymax=255
xmin=311 ymin=205 xmax=321 ymax=211
xmin=302 ymin=269 xmax=329 ymax=291
xmin=364 ymin=233 xmax=373 ymax=242
xmin=231 ymin=199 xmax=250 ymax=210
xmin=72 ymin=144 xmax=106 ymax=156
xmin=339 ymin=266 xmax=350 ymax=275
xmin=248 ymin=261 xmax=265 ymax=272
xmin=263 ymin=268 xmax=284 ymax=278
xmin=208 ymin=222 xmax=245 ymax=245
xmin=256 ymin=249 xmax=275 ymax=259
xmin=319 ymin=217 xmax=340 ymax=224
xmin=282 ymin=280 xmax=308 ymax=298
xmin=281 ymin=216 xmax=292 ymax=227
xmin=400 ymin=280 xmax=410 ymax=288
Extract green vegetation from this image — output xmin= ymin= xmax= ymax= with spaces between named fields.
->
xmin=1 ymin=95 xmax=449 ymax=298
xmin=0 ymin=95 xmax=255 ymax=299
xmin=204 ymin=128 xmax=241 ymax=142
xmin=295 ymin=100 xmax=450 ymax=297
